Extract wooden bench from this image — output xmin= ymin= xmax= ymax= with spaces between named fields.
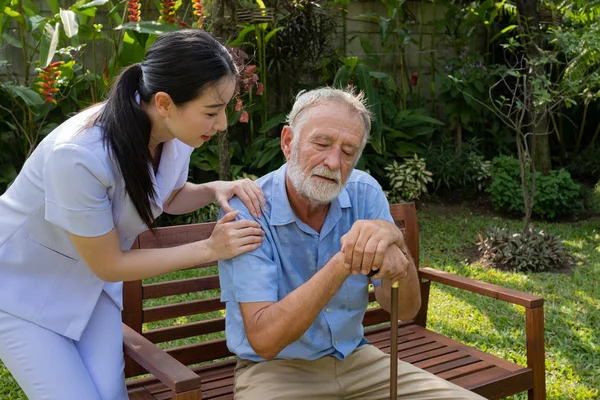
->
xmin=122 ymin=203 xmax=546 ymax=400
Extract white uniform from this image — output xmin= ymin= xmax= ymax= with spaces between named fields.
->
xmin=0 ymin=104 xmax=194 ymax=399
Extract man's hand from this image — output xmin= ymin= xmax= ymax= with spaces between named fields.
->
xmin=340 ymin=220 xmax=403 ymax=276
xmin=370 ymin=244 xmax=409 ymax=284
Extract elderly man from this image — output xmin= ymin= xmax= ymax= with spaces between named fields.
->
xmin=218 ymin=87 xmax=484 ymax=399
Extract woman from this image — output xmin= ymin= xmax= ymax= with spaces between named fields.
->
xmin=0 ymin=29 xmax=265 ymax=399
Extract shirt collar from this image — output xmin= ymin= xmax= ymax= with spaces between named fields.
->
xmin=269 ymin=163 xmax=352 ymax=227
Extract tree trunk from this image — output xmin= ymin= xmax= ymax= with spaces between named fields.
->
xmin=516 ymin=0 xmax=552 ymax=175
xmin=212 ymin=0 xmax=231 ymax=181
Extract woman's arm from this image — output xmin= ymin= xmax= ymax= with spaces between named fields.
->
xmin=164 ymin=180 xmax=266 ymax=219
xmin=68 ymin=211 xmax=264 ymax=282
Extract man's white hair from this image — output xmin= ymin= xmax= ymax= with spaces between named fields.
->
xmin=286 ymin=86 xmax=372 ymax=150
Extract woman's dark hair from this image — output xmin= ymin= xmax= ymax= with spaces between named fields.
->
xmin=94 ymin=29 xmax=237 ymax=228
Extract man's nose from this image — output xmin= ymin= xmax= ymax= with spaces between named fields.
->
xmin=323 ymin=148 xmax=341 ymax=171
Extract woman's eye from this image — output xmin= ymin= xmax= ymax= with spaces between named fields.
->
xmin=207 ymin=113 xmax=217 ymax=117
xmin=316 ymin=143 xmax=328 ymax=148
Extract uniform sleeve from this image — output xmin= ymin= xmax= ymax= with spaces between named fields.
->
xmin=218 ymin=206 xmax=278 ymax=303
xmin=43 ymin=144 xmax=115 ymax=237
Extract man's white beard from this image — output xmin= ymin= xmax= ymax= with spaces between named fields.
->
xmin=287 ymin=148 xmax=343 ymax=204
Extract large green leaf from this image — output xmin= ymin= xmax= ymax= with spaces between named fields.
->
xmin=39 ymin=22 xmax=60 ymax=67
xmin=59 ymin=8 xmax=78 ymax=37
xmin=46 ymin=0 xmax=60 ymax=14
xmin=2 ymin=83 xmax=43 ymax=108
xmin=117 ymin=30 xmax=145 ymax=66
xmin=259 ymin=113 xmax=286 ymax=134
xmin=264 ymin=27 xmax=283 ymax=45
xmin=256 ymin=146 xmax=281 ymax=168
xmin=355 ymin=63 xmax=382 ymax=153
xmin=228 ymin=24 xmax=256 ymax=47
xmin=333 ymin=65 xmax=351 ymax=88
xmin=76 ymin=0 xmax=109 ymax=9
xmin=2 ymin=33 xmax=22 ymax=48
xmin=116 ymin=21 xmax=181 ymax=35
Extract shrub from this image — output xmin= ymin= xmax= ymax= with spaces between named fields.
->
xmin=488 ymin=156 xmax=584 ymax=220
xmin=385 ymin=155 xmax=433 ymax=203
xmin=425 ymin=137 xmax=491 ymax=194
xmin=477 ymin=227 xmax=574 ymax=273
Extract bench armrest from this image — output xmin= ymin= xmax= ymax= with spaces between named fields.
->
xmin=418 ymin=267 xmax=546 ymax=397
xmin=419 ymin=267 xmax=543 ymax=308
xmin=122 ymin=323 xmax=202 ymax=394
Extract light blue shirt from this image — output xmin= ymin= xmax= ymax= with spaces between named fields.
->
xmin=0 ymin=104 xmax=193 ymax=340
xmin=218 ymin=163 xmax=393 ymax=362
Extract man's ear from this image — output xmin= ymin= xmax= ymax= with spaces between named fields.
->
xmin=281 ymin=126 xmax=293 ymax=161
xmin=154 ymin=91 xmax=174 ymax=118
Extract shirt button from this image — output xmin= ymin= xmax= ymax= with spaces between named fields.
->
xmin=326 ymin=308 xmax=331 ymax=312
xmin=334 ymin=340 xmax=338 ymax=345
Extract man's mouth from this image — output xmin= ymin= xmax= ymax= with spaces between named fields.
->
xmin=313 ymin=175 xmax=339 ymax=184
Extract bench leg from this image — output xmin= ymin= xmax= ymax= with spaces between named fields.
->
xmin=526 ymin=306 xmax=545 ymax=400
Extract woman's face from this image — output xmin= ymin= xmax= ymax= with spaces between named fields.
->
xmin=162 ymin=76 xmax=237 ymax=148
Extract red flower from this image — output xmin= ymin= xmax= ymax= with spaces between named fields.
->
xmin=127 ymin=0 xmax=141 ymax=22
xmin=410 ymin=72 xmax=418 ymax=87
xmin=256 ymin=82 xmax=264 ymax=95
xmin=35 ymin=62 xmax=64 ymax=104
xmin=239 ymin=111 xmax=249 ymax=123
xmin=235 ymin=98 xmax=243 ymax=111
xmin=159 ymin=0 xmax=177 ymax=24
xmin=192 ymin=0 xmax=205 ymax=28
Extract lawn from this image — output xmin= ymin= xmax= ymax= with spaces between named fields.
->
xmin=1 ymin=204 xmax=598 ymax=399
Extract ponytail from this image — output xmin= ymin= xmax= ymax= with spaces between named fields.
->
xmin=96 ymin=63 xmax=156 ymax=229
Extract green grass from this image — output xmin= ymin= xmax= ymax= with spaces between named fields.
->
xmin=1 ymin=204 xmax=598 ymax=399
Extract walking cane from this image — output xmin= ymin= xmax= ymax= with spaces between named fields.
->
xmin=369 ymin=270 xmax=399 ymax=400
xmin=390 ymin=281 xmax=399 ymax=400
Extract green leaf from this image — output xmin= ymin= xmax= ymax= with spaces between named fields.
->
xmin=490 ymin=24 xmax=517 ymax=44
xmin=2 ymin=33 xmax=22 ymax=48
xmin=46 ymin=0 xmax=60 ymax=14
xmin=355 ymin=63 xmax=382 ymax=153
xmin=2 ymin=83 xmax=43 ymax=108
xmin=39 ymin=22 xmax=60 ymax=67
xmin=256 ymin=146 xmax=280 ymax=168
xmin=76 ymin=0 xmax=109 ymax=9
xmin=228 ymin=24 xmax=256 ymax=46
xmin=3 ymin=7 xmax=21 ymax=18
xmin=59 ymin=8 xmax=78 ymax=37
xmin=264 ymin=27 xmax=283 ymax=45
xmin=116 ymin=21 xmax=181 ymax=35
xmin=259 ymin=113 xmax=287 ymax=134
xmin=333 ymin=65 xmax=351 ymax=88
xmin=29 ymin=15 xmax=46 ymax=32
xmin=227 ymin=109 xmax=242 ymax=127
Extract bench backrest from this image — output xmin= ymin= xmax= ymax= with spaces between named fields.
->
xmin=123 ymin=202 xmax=419 ymax=378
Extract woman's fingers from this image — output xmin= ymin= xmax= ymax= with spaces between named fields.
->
xmin=217 ymin=210 xmax=239 ymax=224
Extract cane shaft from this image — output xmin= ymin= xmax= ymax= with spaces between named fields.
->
xmin=390 ymin=282 xmax=399 ymax=400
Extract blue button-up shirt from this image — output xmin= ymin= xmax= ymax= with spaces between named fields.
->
xmin=218 ymin=163 xmax=393 ymax=362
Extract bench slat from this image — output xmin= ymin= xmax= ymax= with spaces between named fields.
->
xmin=144 ymin=275 xmax=220 ymax=299
xmin=144 ymin=298 xmax=224 ymax=323
xmin=144 ymin=318 xmax=225 ymax=343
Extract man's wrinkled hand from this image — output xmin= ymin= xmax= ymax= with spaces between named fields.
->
xmin=340 ymin=220 xmax=401 ymax=276
xmin=369 ymin=244 xmax=409 ymax=284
